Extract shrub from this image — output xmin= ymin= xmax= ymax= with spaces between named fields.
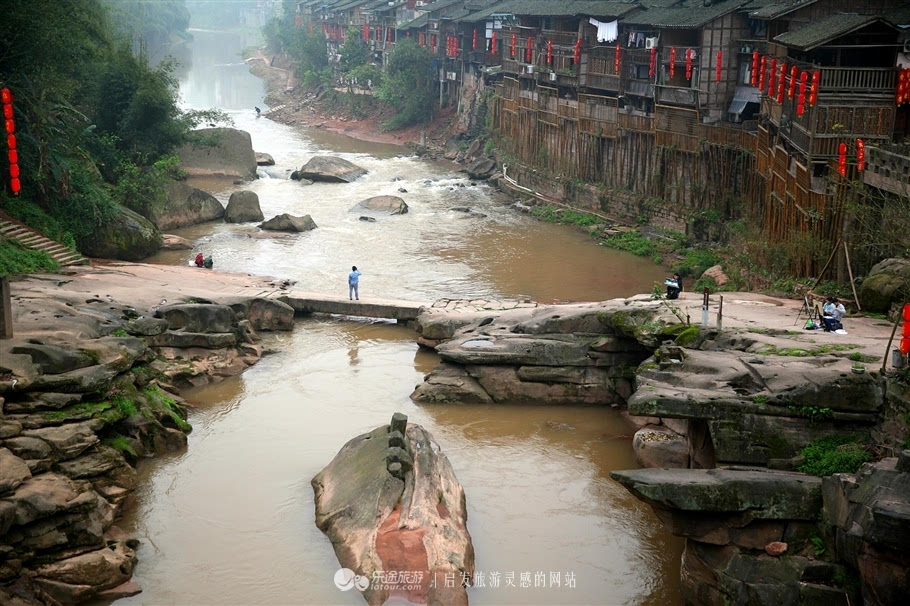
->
xmin=603 ymin=231 xmax=656 ymax=257
xmin=0 ymin=195 xmax=76 ymax=249
xmin=0 ymin=239 xmax=60 ymax=276
xmin=798 ymin=436 xmax=873 ymax=476
xmin=483 ymin=140 xmax=495 ymax=155
xmin=675 ymin=248 xmax=720 ymax=278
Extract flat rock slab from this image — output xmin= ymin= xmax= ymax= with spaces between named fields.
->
xmin=296 ymin=156 xmax=367 ymax=183
xmin=350 ymin=196 xmax=408 ymax=215
xmin=610 ymin=468 xmax=822 ymax=520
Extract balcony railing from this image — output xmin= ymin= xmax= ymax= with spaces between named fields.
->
xmin=542 ymin=29 xmax=579 ymax=48
xmin=864 ymin=145 xmax=910 ymax=196
xmin=656 ymin=85 xmax=698 ymax=107
xmin=819 ymin=66 xmax=897 ymax=93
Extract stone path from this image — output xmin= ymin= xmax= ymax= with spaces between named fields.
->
xmin=429 ymin=297 xmax=539 ymax=312
xmin=0 ymin=219 xmax=88 ymax=267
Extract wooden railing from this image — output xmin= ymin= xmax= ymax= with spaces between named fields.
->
xmin=819 ymin=66 xmax=897 ymax=93
xmin=618 ymin=112 xmax=654 ymax=132
xmin=656 ymin=85 xmax=698 ymax=107
xmin=541 ymin=29 xmax=578 ymax=48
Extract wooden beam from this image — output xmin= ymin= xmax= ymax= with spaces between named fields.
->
xmin=0 ymin=276 xmax=12 ymax=339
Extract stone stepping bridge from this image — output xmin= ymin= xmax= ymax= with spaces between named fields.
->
xmin=0 ymin=219 xmax=88 ymax=267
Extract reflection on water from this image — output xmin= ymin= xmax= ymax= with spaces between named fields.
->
xmin=120 ymin=28 xmax=684 ymax=606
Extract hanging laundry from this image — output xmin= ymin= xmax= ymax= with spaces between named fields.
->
xmin=589 ymin=18 xmax=618 ymax=43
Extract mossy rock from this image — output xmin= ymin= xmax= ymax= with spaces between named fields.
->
xmin=859 ymin=258 xmax=910 ymax=313
xmin=79 ymin=204 xmax=162 ymax=261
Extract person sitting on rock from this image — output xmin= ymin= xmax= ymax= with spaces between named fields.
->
xmin=194 ymin=252 xmax=204 ymax=267
xmin=348 ymin=265 xmax=361 ymax=300
xmin=666 ymin=273 xmax=682 ymax=300
xmin=821 ymin=297 xmax=846 ymax=331
xmin=203 ymin=255 xmax=214 ymax=270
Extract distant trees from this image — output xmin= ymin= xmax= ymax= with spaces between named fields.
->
xmin=103 ymin=0 xmax=191 ymax=61
xmin=377 ymin=39 xmax=436 ymax=130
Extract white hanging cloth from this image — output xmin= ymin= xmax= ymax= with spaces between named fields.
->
xmin=589 ymin=18 xmax=618 ymax=43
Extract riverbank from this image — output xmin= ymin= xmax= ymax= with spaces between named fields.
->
xmin=0 ymin=262 xmax=296 ymax=604
xmin=245 ymin=51 xmax=455 ymax=152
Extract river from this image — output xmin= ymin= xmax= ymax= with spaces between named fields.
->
xmin=117 ymin=28 xmax=683 ymax=606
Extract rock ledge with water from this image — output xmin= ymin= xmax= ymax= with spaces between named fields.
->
xmin=294 ymin=156 xmax=367 ymax=183
xmin=313 ymin=413 xmax=474 ymax=605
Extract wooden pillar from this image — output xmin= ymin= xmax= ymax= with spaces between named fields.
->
xmin=0 ymin=276 xmax=12 ymax=339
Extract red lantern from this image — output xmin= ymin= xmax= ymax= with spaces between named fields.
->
xmin=491 ymin=31 xmax=497 ymax=54
xmin=809 ymin=71 xmax=819 ymax=106
xmin=614 ymin=44 xmax=621 ymax=73
xmin=472 ymin=29 xmax=477 ymax=50
xmin=9 ymin=164 xmax=18 ymax=179
xmin=419 ymin=33 xmax=425 ymax=47
xmin=768 ymin=58 xmax=777 ymax=94
xmin=649 ymin=46 xmax=657 ymax=78
xmin=856 ymin=139 xmax=865 ymax=172
xmin=8 ymin=150 xmax=17 ymax=164
xmin=904 ymin=304 xmax=910 ymax=322
xmin=669 ymin=47 xmax=676 ymax=77
xmin=716 ymin=50 xmax=722 ymax=82
xmin=387 ymin=28 xmax=392 ymax=44
xmin=684 ymin=48 xmax=692 ymax=80
xmin=10 ymin=177 xmax=20 ymax=194
xmin=751 ymin=51 xmax=759 ymax=86
xmin=837 ymin=142 xmax=847 ymax=177
xmin=510 ymin=33 xmax=516 ymax=58
xmin=759 ymin=55 xmax=766 ymax=91
xmin=903 ymin=322 xmax=910 ymax=337
xmin=777 ymin=63 xmax=786 ymax=103
xmin=7 ymin=134 xmax=16 ymax=149
xmin=901 ymin=337 xmax=910 ymax=355
xmin=2 ymin=105 xmax=11 ymax=120
xmin=547 ymin=40 xmax=553 ymax=66
xmin=797 ymin=93 xmax=805 ymax=116
xmin=788 ymin=65 xmax=798 ymax=99
xmin=526 ymin=37 xmax=533 ymax=63
xmin=0 ymin=88 xmax=11 ymax=104
xmin=573 ymin=38 xmax=582 ymax=65
xmin=362 ymin=24 xmax=368 ymax=41
xmin=4 ymin=119 xmax=13 ymax=135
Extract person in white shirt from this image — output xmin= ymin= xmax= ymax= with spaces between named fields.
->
xmin=821 ymin=297 xmax=846 ymax=331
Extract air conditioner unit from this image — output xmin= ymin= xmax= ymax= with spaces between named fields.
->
xmin=549 ymin=72 xmax=557 ymax=81
xmin=645 ymin=37 xmax=658 ymax=49
xmin=446 ymin=71 xmax=457 ymax=81
xmin=526 ymin=65 xmax=535 ymax=74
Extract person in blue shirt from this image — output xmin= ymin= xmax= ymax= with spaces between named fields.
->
xmin=348 ymin=266 xmax=361 ymax=300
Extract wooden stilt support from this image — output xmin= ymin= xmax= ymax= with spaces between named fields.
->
xmin=843 ymin=241 xmax=861 ymax=311
xmin=0 ymin=276 xmax=12 ymax=339
xmin=810 ymin=237 xmax=842 ymax=293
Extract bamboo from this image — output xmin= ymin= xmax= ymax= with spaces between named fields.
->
xmin=843 ymin=241 xmax=861 ymax=311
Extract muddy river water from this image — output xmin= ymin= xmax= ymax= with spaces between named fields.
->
xmin=117 ymin=29 xmax=683 ymax=605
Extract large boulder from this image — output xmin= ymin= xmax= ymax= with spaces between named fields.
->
xmin=349 ymin=196 xmax=408 ymax=216
xmin=313 ymin=413 xmax=474 ymax=606
xmin=176 ymin=127 xmax=258 ymax=180
xmin=259 ymin=213 xmax=316 ymax=232
xmin=255 ymin=152 xmax=275 ymax=166
xmin=700 ymin=265 xmax=729 ymax=288
xmin=154 ymin=304 xmax=237 ymax=333
xmin=161 ymin=234 xmax=193 ymax=250
xmin=149 ymin=181 xmax=225 ymax=230
xmin=464 ymin=157 xmax=496 ymax=180
xmin=859 ymin=258 xmax=910 ymax=314
xmin=295 ymin=156 xmax=367 ymax=183
xmin=224 ymin=190 xmax=264 ymax=223
xmin=80 ymin=204 xmax=161 ymax=261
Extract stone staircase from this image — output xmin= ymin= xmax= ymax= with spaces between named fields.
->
xmin=0 ymin=219 xmax=88 ymax=266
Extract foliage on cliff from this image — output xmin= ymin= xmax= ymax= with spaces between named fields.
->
xmin=0 ymin=0 xmax=225 ymax=253
xmin=0 ymin=239 xmax=60 ymax=275
xmin=376 ymin=39 xmax=437 ymax=131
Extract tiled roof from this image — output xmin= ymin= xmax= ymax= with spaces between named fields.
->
xmin=748 ymin=0 xmax=818 ymax=19
xmin=623 ymin=0 xmax=748 ymax=28
xmin=885 ymin=2 xmax=910 ymax=27
xmin=505 ymin=1 xmax=639 ymax=18
xmin=773 ymin=12 xmax=894 ymax=50
xmin=397 ymin=13 xmax=430 ymax=29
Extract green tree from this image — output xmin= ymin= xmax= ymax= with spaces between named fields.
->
xmin=338 ymin=26 xmax=369 ymax=74
xmin=376 ymin=39 xmax=436 ymax=130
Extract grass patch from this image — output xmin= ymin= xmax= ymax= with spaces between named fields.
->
xmin=798 ymin=435 xmax=874 ymax=476
xmin=603 ymin=231 xmax=656 ymax=256
xmin=143 ymin=386 xmax=192 ymax=432
xmin=758 ymin=344 xmax=857 ymax=357
xmin=102 ymin=433 xmax=137 ymax=459
xmin=0 ymin=239 xmax=60 ymax=276
xmin=788 ymin=404 xmax=834 ymax=424
xmin=674 ymin=325 xmax=700 ymax=347
xmin=752 ymin=395 xmax=768 ymax=404
xmin=113 ymin=396 xmax=138 ymax=417
xmin=530 ymin=204 xmax=602 ymax=227
xmin=112 ymin=329 xmax=128 ymax=337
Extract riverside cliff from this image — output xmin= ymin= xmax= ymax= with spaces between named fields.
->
xmin=411 ymin=292 xmax=910 ymax=605
xmin=0 ymin=263 xmax=295 ymax=604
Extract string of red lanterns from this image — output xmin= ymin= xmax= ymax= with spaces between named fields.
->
xmin=649 ymin=46 xmax=656 ymax=78
xmin=715 ymin=50 xmax=723 ymax=83
xmin=809 ymin=71 xmax=819 ymax=106
xmin=897 ymin=69 xmax=910 ymax=106
xmin=685 ymin=48 xmax=692 ymax=80
xmin=526 ymin=37 xmax=533 ymax=63
xmin=768 ymin=58 xmax=777 ymax=95
xmin=2 ymin=87 xmax=20 ymax=195
xmin=491 ymin=31 xmax=497 ymax=54
xmin=758 ymin=56 xmax=766 ymax=91
xmin=510 ymin=33 xmax=517 ymax=59
xmin=837 ymin=142 xmax=848 ymax=177
xmin=573 ymin=38 xmax=582 ymax=67
xmin=547 ymin=39 xmax=553 ymax=66
xmin=900 ymin=304 xmax=910 ymax=356
xmin=787 ymin=65 xmax=797 ymax=99
xmin=856 ymin=138 xmax=865 ymax=172
xmin=614 ymin=44 xmax=621 ymax=74
xmin=669 ymin=47 xmax=676 ymax=78
xmin=751 ymin=51 xmax=759 ymax=86
xmin=472 ymin=29 xmax=477 ymax=50
xmin=776 ymin=62 xmax=786 ymax=103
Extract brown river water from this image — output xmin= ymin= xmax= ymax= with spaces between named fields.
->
xmin=114 ymin=28 xmax=683 ymax=606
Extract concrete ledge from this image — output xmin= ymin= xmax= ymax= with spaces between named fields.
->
xmin=276 ymin=292 xmax=426 ymax=321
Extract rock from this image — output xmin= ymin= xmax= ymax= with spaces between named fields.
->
xmin=160 ymin=234 xmax=193 ymax=250
xmin=397 ymin=187 xmax=407 ymax=193
xmin=9 ymin=344 xmax=94 ymax=375
xmin=3 ymin=436 xmax=54 ymax=472
xmin=313 ymin=415 xmax=474 ymax=606
xmin=765 ymin=541 xmax=788 ymax=556
xmin=255 ymin=152 xmax=275 ymax=166
xmin=410 ymin=363 xmax=492 ymax=404
xmin=451 ymin=206 xmax=471 ymax=212
xmin=33 ymin=543 xmax=137 ymax=600
xmin=700 ymin=265 xmax=729 ymax=288
xmin=609 ymin=468 xmax=823 ymax=520
xmin=224 ymin=190 xmax=264 ymax=223
xmin=95 ymin=580 xmax=142 ymax=600
xmin=148 ymin=331 xmax=237 ymax=349
xmin=443 ymin=137 xmax=460 ymax=160
xmin=359 ymin=216 xmax=377 ymax=223
xmin=633 ymin=426 xmax=689 ymax=468
xmin=23 ymin=422 xmax=100 ymax=461
xmin=295 ymin=155 xmax=367 ymax=183
xmin=79 ymin=204 xmax=161 ymax=261
xmin=859 ymin=258 xmax=910 ymax=313
xmin=1 ymin=473 xmax=96 ymax=528
xmin=259 ymin=213 xmax=316 ymax=232
xmin=151 ymin=181 xmax=225 ymax=230
xmin=465 ymin=139 xmax=483 ymax=160
xmin=126 ymin=316 xmax=169 ymax=337
xmin=350 ymin=196 xmax=408 ymax=215
xmin=0 ymin=449 xmax=31 ymax=495
xmin=55 ymin=446 xmax=126 ymax=479
xmin=155 ymin=304 xmax=237 ymax=333
xmin=233 ymin=298 xmax=295 ymax=331
xmin=177 ymin=127 xmax=258 ymax=180
xmin=464 ymin=157 xmax=496 ymax=180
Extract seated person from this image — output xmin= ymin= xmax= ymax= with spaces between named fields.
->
xmin=665 ymin=273 xmax=682 ymax=300
xmin=820 ymin=296 xmax=846 ymax=331
xmin=203 ymin=255 xmax=214 ymax=269
xmin=194 ymin=252 xmax=204 ymax=267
